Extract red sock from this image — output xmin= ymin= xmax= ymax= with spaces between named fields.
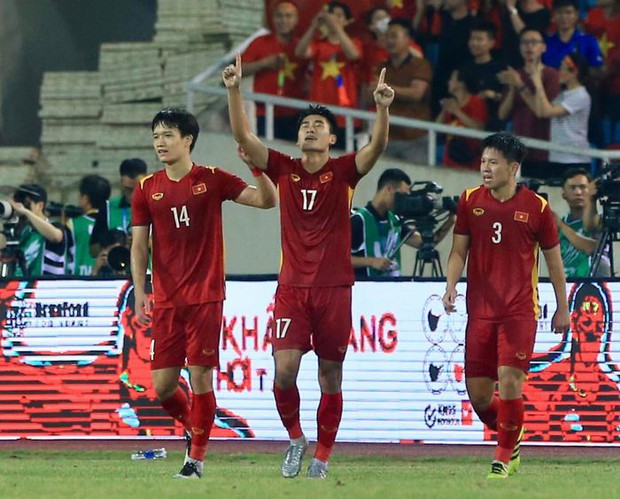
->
xmin=315 ymin=392 xmax=343 ymax=463
xmin=495 ymin=397 xmax=524 ymax=464
xmin=274 ymin=384 xmax=303 ymax=440
xmin=160 ymin=387 xmax=191 ymax=432
xmin=188 ymin=391 xmax=216 ymax=461
xmin=476 ymin=396 xmax=499 ymax=431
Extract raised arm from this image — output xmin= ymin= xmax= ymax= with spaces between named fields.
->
xmin=10 ymin=201 xmax=63 ymax=244
xmin=355 ymin=68 xmax=394 ymax=175
xmin=234 ymin=146 xmax=277 ymax=209
xmin=442 ymin=233 xmax=470 ymax=313
xmin=223 ymin=52 xmax=269 ymax=169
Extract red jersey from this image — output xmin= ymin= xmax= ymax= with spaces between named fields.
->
xmin=243 ymin=33 xmax=307 ymax=116
xmin=454 ymin=185 xmax=559 ymax=321
xmin=132 ymin=164 xmax=247 ymax=307
xmin=584 ymin=8 xmax=620 ymax=94
xmin=266 ymin=149 xmax=362 ymax=287
xmin=443 ymin=95 xmax=488 ymax=170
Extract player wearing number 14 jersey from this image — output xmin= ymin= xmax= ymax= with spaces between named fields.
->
xmin=443 ymin=133 xmax=570 ymax=479
xmin=131 ymin=108 xmax=276 ymax=479
xmin=224 ymin=52 xmax=395 ymax=479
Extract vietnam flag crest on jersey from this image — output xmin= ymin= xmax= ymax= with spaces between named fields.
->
xmin=514 ymin=211 xmax=529 ymax=223
xmin=192 ymin=183 xmax=207 ymax=195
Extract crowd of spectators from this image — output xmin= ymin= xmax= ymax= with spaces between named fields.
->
xmin=246 ymin=0 xmax=618 ymax=180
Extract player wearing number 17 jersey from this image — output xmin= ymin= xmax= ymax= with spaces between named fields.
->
xmin=443 ymin=132 xmax=571 ymax=479
xmin=223 ymin=52 xmax=395 ymax=479
xmin=130 ymin=108 xmax=276 ymax=480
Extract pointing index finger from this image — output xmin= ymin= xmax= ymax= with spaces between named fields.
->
xmin=236 ymin=51 xmax=242 ymax=71
xmin=377 ymin=68 xmax=386 ymax=87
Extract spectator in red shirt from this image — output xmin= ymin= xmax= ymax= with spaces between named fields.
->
xmin=437 ymin=67 xmax=488 ymax=170
xmin=242 ymin=1 xmax=307 ymax=141
xmin=295 ymin=1 xmax=363 ymax=143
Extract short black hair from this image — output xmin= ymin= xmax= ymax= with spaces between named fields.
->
xmin=119 ymin=158 xmax=147 ymax=178
xmin=79 ymin=174 xmax=111 ymax=210
xmin=151 ymin=107 xmax=200 ymax=152
xmin=481 ymin=132 xmax=527 ymax=164
xmin=388 ymin=18 xmax=414 ymax=39
xmin=470 ymin=20 xmax=497 ymax=39
xmin=562 ymin=167 xmax=591 ymax=186
xmin=327 ymin=1 xmax=352 ymax=20
xmin=16 ymin=184 xmax=47 ymax=205
xmin=552 ymin=0 xmax=578 ymax=10
xmin=519 ymin=27 xmax=546 ymax=42
xmin=297 ymin=104 xmax=338 ymax=134
xmin=377 ymin=168 xmax=412 ymax=191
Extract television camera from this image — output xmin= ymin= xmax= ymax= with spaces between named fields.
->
xmin=393 ymin=181 xmax=459 ymax=277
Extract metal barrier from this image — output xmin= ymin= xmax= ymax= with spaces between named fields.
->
xmin=187 ymin=34 xmax=620 ymax=167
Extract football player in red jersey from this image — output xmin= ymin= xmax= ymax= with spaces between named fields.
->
xmin=130 ymin=108 xmax=276 ymax=479
xmin=223 ymin=52 xmax=394 ymax=479
xmin=442 ymin=132 xmax=571 ymax=479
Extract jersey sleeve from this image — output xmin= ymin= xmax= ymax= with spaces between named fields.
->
xmin=218 ymin=168 xmax=249 ymax=201
xmin=131 ymin=179 xmax=152 ymax=227
xmin=537 ymin=200 xmax=560 ymax=250
xmin=340 ymin=153 xmax=363 ymax=187
xmin=266 ymin=148 xmax=287 ymax=184
xmin=453 ymin=191 xmax=471 ymax=236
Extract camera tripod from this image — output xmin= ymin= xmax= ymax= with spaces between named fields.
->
xmin=589 ymin=229 xmax=616 ymax=277
xmin=413 ymin=242 xmax=444 ymax=278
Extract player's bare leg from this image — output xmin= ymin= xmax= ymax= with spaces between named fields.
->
xmin=307 ymin=358 xmax=343 ymax=479
xmin=274 ymin=349 xmax=308 ymax=478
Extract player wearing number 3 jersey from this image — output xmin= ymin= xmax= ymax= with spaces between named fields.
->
xmin=443 ymin=132 xmax=571 ymax=479
xmin=131 ymin=108 xmax=276 ymax=479
xmin=224 ymin=51 xmax=395 ymax=479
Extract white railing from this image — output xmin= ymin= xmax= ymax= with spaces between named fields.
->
xmin=187 ymin=35 xmax=620 ymax=167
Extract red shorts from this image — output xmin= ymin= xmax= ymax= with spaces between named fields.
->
xmin=150 ymin=301 xmax=223 ymax=370
xmin=465 ymin=318 xmax=537 ymax=380
xmin=273 ymin=285 xmax=352 ymax=362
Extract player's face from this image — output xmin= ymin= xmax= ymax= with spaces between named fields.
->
xmin=273 ymin=3 xmax=298 ymax=36
xmin=153 ymin=124 xmax=192 ymax=165
xmin=297 ymin=115 xmax=336 ymax=152
xmin=480 ymin=147 xmax=519 ymax=191
xmin=562 ymin=174 xmax=589 ymax=209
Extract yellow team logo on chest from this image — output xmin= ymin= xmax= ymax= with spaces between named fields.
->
xmin=291 ymin=174 xmax=301 ymax=182
xmin=152 ymin=193 xmax=164 ymax=201
xmin=473 ymin=208 xmax=484 ymax=216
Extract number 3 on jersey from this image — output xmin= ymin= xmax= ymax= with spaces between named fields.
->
xmin=171 ymin=205 xmax=190 ymax=228
xmin=301 ymin=189 xmax=317 ymax=211
xmin=491 ymin=221 xmax=502 ymax=244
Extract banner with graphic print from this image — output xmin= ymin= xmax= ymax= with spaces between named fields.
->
xmin=0 ymin=278 xmax=618 ymax=444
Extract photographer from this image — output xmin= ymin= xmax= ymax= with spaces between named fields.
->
xmin=351 ymin=169 xmax=455 ymax=278
xmin=89 ymin=158 xmax=147 ymax=258
xmin=554 ymin=168 xmax=603 ymax=277
xmin=3 ymin=184 xmax=71 ymax=276
xmin=67 ymin=174 xmax=111 ymax=276
xmin=92 ymin=229 xmax=130 ymax=277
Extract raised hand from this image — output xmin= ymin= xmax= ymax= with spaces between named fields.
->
xmin=373 ymin=68 xmax=395 ymax=108
xmin=222 ymin=52 xmax=243 ymax=88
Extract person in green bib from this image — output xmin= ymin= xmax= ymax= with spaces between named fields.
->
xmin=67 ymin=174 xmax=111 ymax=276
xmin=6 ymin=184 xmax=70 ymax=276
xmin=554 ymin=167 xmax=601 ymax=277
xmin=351 ymin=168 xmax=454 ymax=278
xmin=89 ymin=158 xmax=148 ymax=258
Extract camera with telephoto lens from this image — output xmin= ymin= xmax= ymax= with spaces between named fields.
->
xmin=393 ymin=181 xmax=459 ymax=219
xmin=594 ymin=164 xmax=620 ymax=232
xmin=46 ymin=201 xmax=83 ymax=219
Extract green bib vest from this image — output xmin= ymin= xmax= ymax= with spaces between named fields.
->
xmin=69 ymin=212 xmax=96 ymax=276
xmin=355 ymin=207 xmax=402 ymax=277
